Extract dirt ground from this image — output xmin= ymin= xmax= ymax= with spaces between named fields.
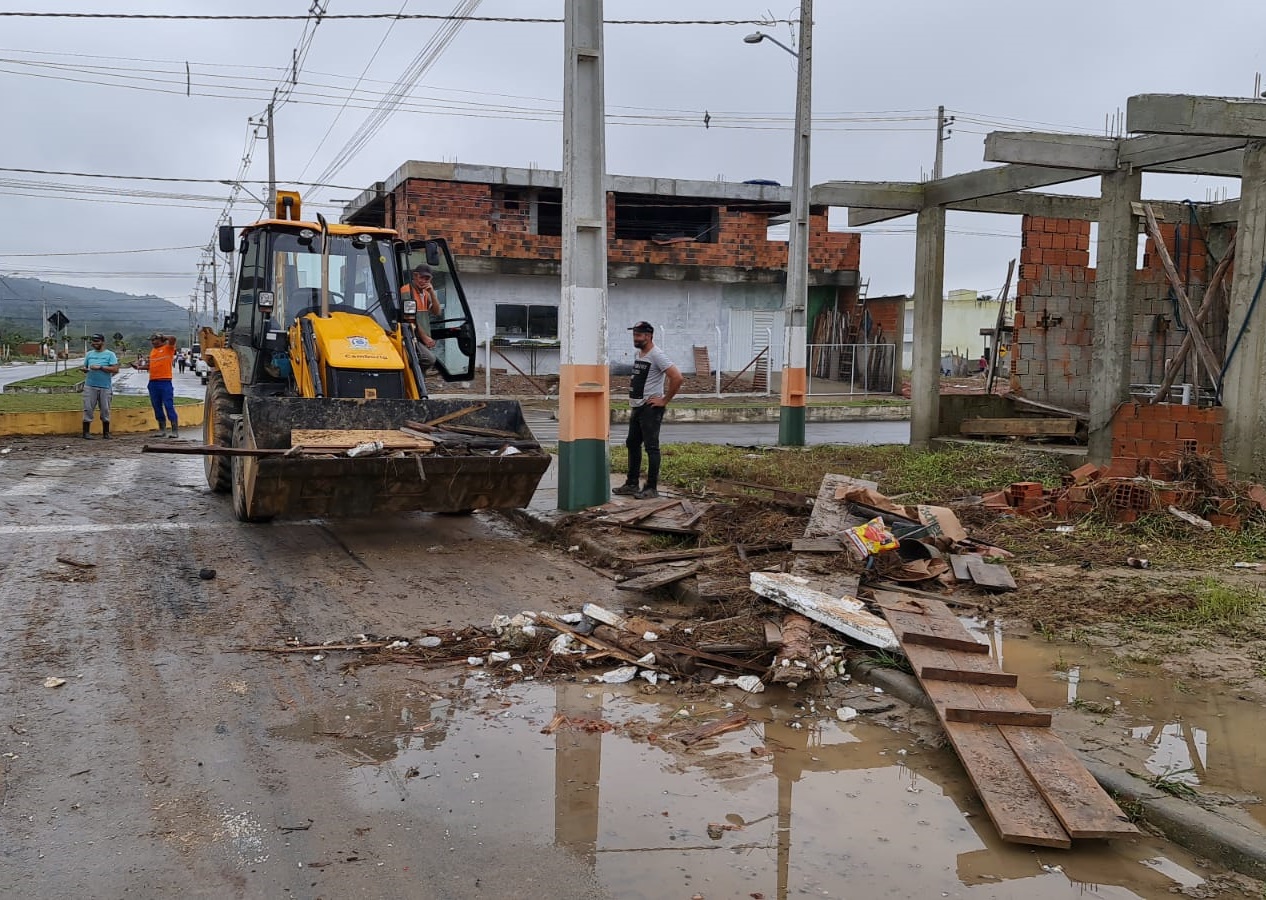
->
xmin=2 ymin=432 xmax=1263 ymax=898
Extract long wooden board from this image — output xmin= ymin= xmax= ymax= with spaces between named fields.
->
xmin=616 ymin=562 xmax=702 ymax=592
xmin=960 ymin=417 xmax=1078 ymax=437
xmin=1000 ymin=726 xmax=1139 ymax=839
xmin=878 ymin=593 xmax=1134 ymax=847
xmin=874 ymin=593 xmax=990 ymax=654
xmin=290 ymin=428 xmax=434 ymax=450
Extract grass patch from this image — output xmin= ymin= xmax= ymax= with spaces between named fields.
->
xmin=610 ymin=442 xmax=1068 ymax=502
xmin=0 ymin=393 xmax=200 ymax=413
xmin=1168 ymin=577 xmax=1265 ymax=627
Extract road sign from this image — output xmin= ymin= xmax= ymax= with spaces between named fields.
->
xmin=47 ymin=310 xmax=70 ymax=331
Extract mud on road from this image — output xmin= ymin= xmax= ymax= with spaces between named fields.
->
xmin=0 ymin=434 xmax=1258 ymax=899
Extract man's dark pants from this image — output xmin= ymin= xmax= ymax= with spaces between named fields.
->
xmin=625 ymin=404 xmax=666 ymax=489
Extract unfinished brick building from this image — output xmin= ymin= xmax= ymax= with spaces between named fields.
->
xmin=343 ymin=161 xmax=864 ymax=377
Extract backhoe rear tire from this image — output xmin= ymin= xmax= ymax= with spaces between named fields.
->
xmin=204 ymin=371 xmax=240 ymax=494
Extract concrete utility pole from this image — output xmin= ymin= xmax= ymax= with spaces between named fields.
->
xmin=557 ymin=0 xmax=610 ymax=510
xmin=266 ymin=94 xmax=277 ymax=211
xmin=747 ymin=1 xmax=813 ymax=446
xmin=933 ymin=105 xmax=954 ymax=180
xmin=909 ymin=207 xmax=946 ymax=447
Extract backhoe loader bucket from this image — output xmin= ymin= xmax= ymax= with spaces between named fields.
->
xmin=231 ymin=398 xmax=550 ymax=520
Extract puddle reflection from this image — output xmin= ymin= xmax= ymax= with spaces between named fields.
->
xmin=979 ymin=626 xmax=1266 ymax=825
xmin=272 ymin=677 xmax=1212 ymax=899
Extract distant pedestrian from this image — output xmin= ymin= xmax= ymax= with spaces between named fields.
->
xmin=146 ymin=332 xmax=179 ymax=438
xmin=612 ymin=321 xmax=682 ymax=500
xmin=177 ymin=352 xmax=188 ymax=375
xmin=81 ymin=333 xmax=119 ymax=440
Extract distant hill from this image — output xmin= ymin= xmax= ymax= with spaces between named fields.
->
xmin=0 ymin=276 xmax=192 ymax=345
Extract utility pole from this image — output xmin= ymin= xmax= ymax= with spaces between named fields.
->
xmin=779 ymin=0 xmax=813 ymax=446
xmin=266 ymin=91 xmax=277 ymax=211
xmin=557 ymin=0 xmax=611 ymax=509
xmin=933 ymin=105 xmax=954 ymax=180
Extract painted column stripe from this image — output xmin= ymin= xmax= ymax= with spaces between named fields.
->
xmin=780 ymin=366 xmax=807 ymax=408
xmin=557 ymin=363 xmax=610 ymax=443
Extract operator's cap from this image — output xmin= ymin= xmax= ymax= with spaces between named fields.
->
xmin=629 ymin=321 xmax=654 ymax=334
xmin=90 ymin=333 xmax=105 ymax=341
xmin=149 ymin=332 xmax=164 ymax=340
xmin=411 ymin=264 xmax=433 ymax=277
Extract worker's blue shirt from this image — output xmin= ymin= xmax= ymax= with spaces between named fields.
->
xmin=83 ymin=349 xmax=118 ymax=390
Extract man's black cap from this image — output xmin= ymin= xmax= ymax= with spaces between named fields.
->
xmin=629 ymin=321 xmax=654 ymax=334
xmin=90 ymin=333 xmax=105 ymax=341
xmin=412 ymin=264 xmax=433 ymax=276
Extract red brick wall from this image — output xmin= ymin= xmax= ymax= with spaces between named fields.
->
xmin=1111 ymin=401 xmax=1224 ymax=461
xmin=865 ymin=297 xmax=903 ymax=342
xmin=388 ymin=179 xmax=860 ymax=273
xmin=1011 ymin=215 xmax=1220 ymax=410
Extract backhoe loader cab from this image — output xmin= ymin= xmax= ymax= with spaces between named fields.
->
xmin=199 ymin=191 xmax=549 ymax=522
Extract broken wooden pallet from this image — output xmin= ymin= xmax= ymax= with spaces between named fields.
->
xmin=874 ymin=590 xmax=1137 ymax=846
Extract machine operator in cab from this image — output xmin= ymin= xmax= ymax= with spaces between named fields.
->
xmin=402 ymin=264 xmax=442 ymax=369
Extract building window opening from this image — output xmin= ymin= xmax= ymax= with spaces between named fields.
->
xmin=495 ymin=303 xmax=559 ymax=343
xmin=614 ymin=197 xmax=719 ymax=243
xmin=534 ymin=190 xmax=562 ymax=236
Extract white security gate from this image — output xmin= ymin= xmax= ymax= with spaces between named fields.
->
xmin=726 ymin=308 xmax=785 ymax=373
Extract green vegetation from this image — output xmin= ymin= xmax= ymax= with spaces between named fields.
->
xmin=610 ymin=442 xmax=1067 ymax=502
xmin=7 ymin=369 xmax=90 ymax=389
xmin=0 ymin=393 xmax=200 ymax=413
xmin=1167 ymin=578 xmax=1265 ymax=628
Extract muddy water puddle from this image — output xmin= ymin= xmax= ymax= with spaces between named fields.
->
xmin=971 ymin=623 xmax=1266 ymax=828
xmin=273 ymin=677 xmax=1217 ymax=899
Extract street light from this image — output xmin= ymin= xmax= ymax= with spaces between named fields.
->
xmin=745 ymin=1 xmax=813 ymax=446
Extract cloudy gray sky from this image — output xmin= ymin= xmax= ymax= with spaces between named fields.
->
xmin=1 ymin=0 xmax=1262 ymax=311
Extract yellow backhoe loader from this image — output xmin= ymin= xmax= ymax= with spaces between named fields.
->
xmin=198 ymin=191 xmax=549 ymax=522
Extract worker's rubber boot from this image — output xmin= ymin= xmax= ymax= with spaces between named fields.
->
xmin=168 ymin=425 xmax=179 ymax=439
xmin=82 ymin=423 xmax=91 ymax=440
xmin=102 ymin=422 xmax=111 ymax=440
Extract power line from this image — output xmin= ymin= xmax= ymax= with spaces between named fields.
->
xmin=0 ymin=13 xmax=792 ymax=25
xmin=0 ymin=166 xmax=362 ymax=190
xmin=0 ymin=245 xmax=202 ymax=257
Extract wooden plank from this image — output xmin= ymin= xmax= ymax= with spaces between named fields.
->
xmin=960 ymin=417 xmax=1077 ymax=437
xmin=749 ymin=572 xmax=897 ymax=650
xmin=762 ymin=621 xmax=784 ymax=648
xmin=792 ymin=538 xmax=844 ymax=553
xmin=965 ymin=556 xmax=1017 ymax=592
xmin=939 ymin=722 xmax=1071 ymax=848
xmin=903 ymin=631 xmax=992 ymax=654
xmin=866 ymin=580 xmax=985 ymax=611
xmin=903 ymin=640 xmax=1019 ymax=687
xmin=1001 ymin=726 xmax=1139 ymax=839
xmin=804 ymin=474 xmax=879 ymax=538
xmin=616 ymin=562 xmax=702 ymax=592
xmin=874 ymin=592 xmax=990 ymax=654
xmin=290 ymin=428 xmax=434 ymax=450
xmin=950 ymin=554 xmax=974 ymax=582
xmin=618 ymin=546 xmax=731 ymax=566
xmin=945 ymin=707 xmax=1053 ymax=727
xmin=416 ymin=404 xmax=486 ymax=428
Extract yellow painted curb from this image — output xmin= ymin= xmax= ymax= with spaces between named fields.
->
xmin=0 ymin=403 xmax=204 ymax=437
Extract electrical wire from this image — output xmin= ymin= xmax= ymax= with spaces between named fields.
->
xmin=0 ymin=12 xmax=794 ymax=25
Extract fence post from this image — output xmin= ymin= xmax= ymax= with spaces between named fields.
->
xmin=484 ymin=323 xmax=492 ymax=397
xmin=765 ymin=327 xmax=773 ymax=397
xmin=715 ymin=325 xmax=722 ymax=397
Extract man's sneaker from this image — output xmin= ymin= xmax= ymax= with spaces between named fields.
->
xmin=611 ymin=483 xmax=639 ymax=496
xmin=634 ymin=487 xmax=660 ymax=500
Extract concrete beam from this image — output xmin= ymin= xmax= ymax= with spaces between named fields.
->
xmin=1206 ymin=198 xmax=1241 ymax=225
xmin=923 ymin=164 xmax=1094 ymax=206
xmin=1120 ymin=134 xmax=1246 ymax=170
xmin=843 ymin=192 xmax=1199 ymax=227
xmin=1127 ymin=94 xmax=1266 ymax=139
xmin=811 ymin=181 xmax=923 ymax=211
xmin=984 ymin=132 xmax=1119 ymax=171
xmin=1149 ymin=149 xmax=1244 ymax=177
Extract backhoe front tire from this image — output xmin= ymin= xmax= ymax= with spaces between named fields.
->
xmin=204 ymin=371 xmax=240 ymax=494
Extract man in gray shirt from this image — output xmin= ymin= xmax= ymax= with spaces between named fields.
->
xmin=613 ymin=321 xmax=683 ymax=500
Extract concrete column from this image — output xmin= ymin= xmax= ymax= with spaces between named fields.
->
xmin=1221 ymin=141 xmax=1266 ymax=478
xmin=909 ymin=206 xmax=945 ymax=447
xmin=558 ymin=0 xmax=610 ymax=510
xmin=1087 ymin=169 xmax=1142 ymax=463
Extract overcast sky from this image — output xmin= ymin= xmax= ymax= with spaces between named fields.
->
xmin=1 ymin=0 xmax=1262 ymax=312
